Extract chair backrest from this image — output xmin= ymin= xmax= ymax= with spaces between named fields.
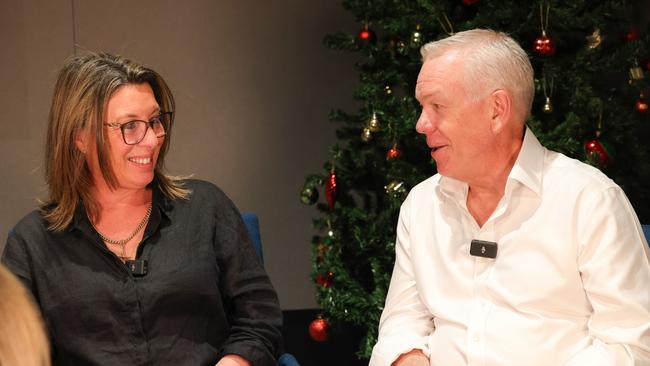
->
xmin=643 ymin=225 xmax=650 ymax=246
xmin=242 ymin=212 xmax=264 ymax=263
xmin=240 ymin=213 xmax=301 ymax=366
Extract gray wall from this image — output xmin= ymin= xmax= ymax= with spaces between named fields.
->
xmin=0 ymin=0 xmax=358 ymax=310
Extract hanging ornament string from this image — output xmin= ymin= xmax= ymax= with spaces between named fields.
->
xmin=636 ymin=91 xmax=649 ymax=113
xmin=437 ymin=14 xmax=454 ymax=36
xmin=386 ymin=119 xmax=402 ymax=160
xmin=539 ymin=2 xmax=550 ymax=37
xmin=325 ymin=151 xmax=340 ymax=210
xmin=534 ymin=3 xmax=556 ymax=56
xmin=542 ymin=72 xmax=554 ymax=113
xmin=326 ymin=218 xmax=334 ymax=238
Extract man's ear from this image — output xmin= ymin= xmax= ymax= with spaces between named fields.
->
xmin=489 ymin=89 xmax=512 ymax=134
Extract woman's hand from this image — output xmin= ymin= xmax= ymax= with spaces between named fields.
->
xmin=215 ymin=354 xmax=251 ymax=366
xmin=392 ymin=349 xmax=429 ymax=366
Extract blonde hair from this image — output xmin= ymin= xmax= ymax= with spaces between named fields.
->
xmin=0 ymin=265 xmax=50 ymax=366
xmin=41 ymin=52 xmax=190 ymax=231
xmin=421 ymin=29 xmax=534 ymax=122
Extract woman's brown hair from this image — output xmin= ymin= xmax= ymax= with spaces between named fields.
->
xmin=41 ymin=52 xmax=189 ymax=231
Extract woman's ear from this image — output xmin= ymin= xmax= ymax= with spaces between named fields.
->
xmin=489 ymin=89 xmax=512 ymax=134
xmin=74 ymin=129 xmax=89 ymax=154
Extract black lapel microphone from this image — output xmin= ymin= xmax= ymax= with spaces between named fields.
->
xmin=470 ymin=239 xmax=498 ymax=259
xmin=126 ymin=259 xmax=148 ymax=276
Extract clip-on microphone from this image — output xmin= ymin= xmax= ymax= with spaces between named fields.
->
xmin=470 ymin=239 xmax=498 ymax=259
xmin=126 ymin=259 xmax=148 ymax=276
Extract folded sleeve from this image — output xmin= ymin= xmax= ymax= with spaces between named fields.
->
xmin=2 ymin=228 xmax=36 ymax=296
xmin=212 ymin=194 xmax=282 ymax=366
xmin=370 ymin=195 xmax=434 ymax=366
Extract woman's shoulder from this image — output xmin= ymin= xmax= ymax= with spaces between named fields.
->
xmin=10 ymin=210 xmax=48 ymax=238
xmin=178 ymin=179 xmax=235 ymax=208
xmin=4 ymin=210 xmax=50 ymax=261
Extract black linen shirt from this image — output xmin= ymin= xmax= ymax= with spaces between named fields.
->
xmin=2 ymin=179 xmax=282 ymax=366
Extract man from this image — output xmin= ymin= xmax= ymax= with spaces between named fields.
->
xmin=369 ymin=29 xmax=650 ymax=366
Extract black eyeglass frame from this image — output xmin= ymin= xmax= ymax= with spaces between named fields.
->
xmin=104 ymin=111 xmax=173 ymax=145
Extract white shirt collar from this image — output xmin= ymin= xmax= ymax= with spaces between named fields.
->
xmin=437 ymin=127 xmax=545 ymax=200
xmin=507 ymin=127 xmax=544 ymax=197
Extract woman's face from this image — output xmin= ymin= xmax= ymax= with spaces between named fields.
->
xmin=83 ymin=83 xmax=165 ymax=191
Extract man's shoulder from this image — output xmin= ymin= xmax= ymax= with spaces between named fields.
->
xmin=402 ymin=174 xmax=442 ymax=208
xmin=409 ymin=174 xmax=441 ymax=196
xmin=544 ymin=150 xmax=618 ymax=192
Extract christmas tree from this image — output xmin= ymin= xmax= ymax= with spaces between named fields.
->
xmin=300 ymin=0 xmax=650 ymax=358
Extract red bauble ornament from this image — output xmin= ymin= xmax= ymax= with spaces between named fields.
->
xmin=636 ymin=97 xmax=649 ymax=113
xmin=315 ymin=271 xmax=334 ymax=288
xmin=357 ymin=26 xmax=376 ymax=45
xmin=624 ymin=27 xmax=640 ymax=42
xmin=534 ymin=31 xmax=556 ymax=56
xmin=386 ymin=145 xmax=402 ymax=160
xmin=325 ymin=169 xmax=337 ymax=209
xmin=463 ymin=0 xmax=480 ymax=4
xmin=584 ymin=138 xmax=612 ymax=168
xmin=309 ymin=316 xmax=329 ymax=342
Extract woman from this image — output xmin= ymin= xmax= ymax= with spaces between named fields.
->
xmin=0 ymin=264 xmax=50 ymax=366
xmin=2 ymin=53 xmax=282 ymax=366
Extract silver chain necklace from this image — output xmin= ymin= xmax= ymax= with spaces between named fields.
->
xmin=90 ymin=204 xmax=152 ymax=259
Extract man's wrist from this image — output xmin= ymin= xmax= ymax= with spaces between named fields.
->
xmin=392 ymin=349 xmax=428 ymax=366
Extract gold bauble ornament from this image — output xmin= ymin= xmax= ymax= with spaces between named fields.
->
xmin=367 ymin=112 xmax=380 ymax=132
xmin=542 ymin=96 xmax=553 ymax=113
xmin=629 ymin=65 xmax=645 ymax=84
xmin=586 ymin=29 xmax=602 ymax=49
xmin=396 ymin=40 xmax=407 ymax=55
xmin=384 ymin=180 xmax=406 ymax=197
xmin=410 ymin=24 xmax=423 ymax=48
xmin=361 ymin=127 xmax=372 ymax=142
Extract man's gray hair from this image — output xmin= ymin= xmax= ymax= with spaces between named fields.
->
xmin=420 ymin=29 xmax=535 ymax=121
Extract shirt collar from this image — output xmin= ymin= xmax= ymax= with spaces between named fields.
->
xmin=437 ymin=126 xmax=544 ymax=200
xmin=507 ymin=127 xmax=544 ymax=197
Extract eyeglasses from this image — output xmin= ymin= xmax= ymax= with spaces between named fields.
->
xmin=104 ymin=112 xmax=172 ymax=145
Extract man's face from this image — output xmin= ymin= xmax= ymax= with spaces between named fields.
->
xmin=415 ymin=52 xmax=494 ymax=182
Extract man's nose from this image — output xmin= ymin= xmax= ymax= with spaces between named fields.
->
xmin=415 ymin=112 xmax=433 ymax=134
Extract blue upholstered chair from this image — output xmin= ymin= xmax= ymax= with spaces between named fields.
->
xmin=643 ymin=225 xmax=650 ymax=245
xmin=242 ymin=213 xmax=300 ymax=366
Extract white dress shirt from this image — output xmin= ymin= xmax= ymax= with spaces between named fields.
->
xmin=370 ymin=129 xmax=650 ymax=366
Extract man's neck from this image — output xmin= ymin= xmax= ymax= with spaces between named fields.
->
xmin=466 ymin=129 xmax=524 ymax=227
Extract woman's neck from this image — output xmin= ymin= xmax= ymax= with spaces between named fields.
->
xmin=89 ymin=178 xmax=152 ymax=213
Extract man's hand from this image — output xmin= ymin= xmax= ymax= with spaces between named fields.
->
xmin=392 ymin=349 xmax=429 ymax=366
xmin=215 ymin=354 xmax=251 ymax=366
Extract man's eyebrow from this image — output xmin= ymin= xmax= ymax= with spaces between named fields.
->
xmin=415 ymin=86 xmax=440 ymax=102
